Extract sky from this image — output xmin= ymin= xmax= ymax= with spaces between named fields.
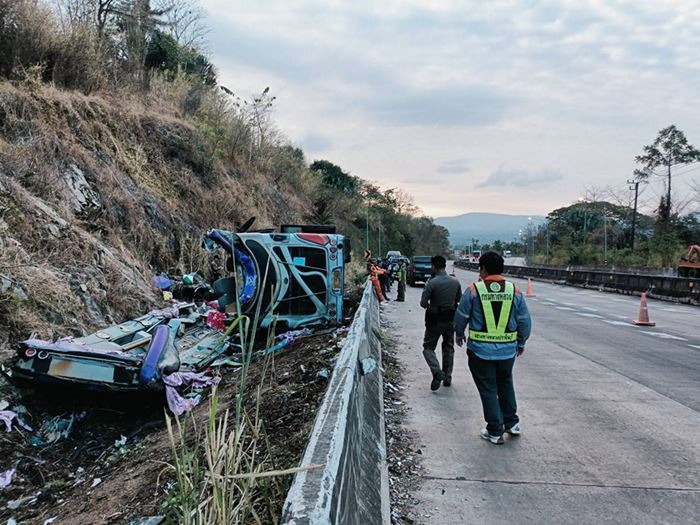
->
xmin=199 ymin=0 xmax=700 ymax=218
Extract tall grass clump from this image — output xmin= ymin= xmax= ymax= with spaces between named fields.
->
xmin=160 ymin=247 xmax=318 ymax=523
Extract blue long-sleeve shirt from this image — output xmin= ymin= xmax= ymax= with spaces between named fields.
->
xmin=454 ymin=275 xmax=532 ymax=360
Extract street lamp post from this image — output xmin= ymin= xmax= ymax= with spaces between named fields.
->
xmin=603 ymin=212 xmax=608 ymax=265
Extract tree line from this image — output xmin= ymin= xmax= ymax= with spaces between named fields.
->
xmin=496 ymin=126 xmax=700 ymax=268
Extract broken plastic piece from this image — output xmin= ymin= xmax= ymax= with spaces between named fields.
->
xmin=31 ymin=412 xmax=85 ymax=446
xmin=128 ymin=517 xmax=165 ymax=525
xmin=360 ymin=357 xmax=377 ymax=375
xmin=0 ymin=468 xmax=15 ymax=488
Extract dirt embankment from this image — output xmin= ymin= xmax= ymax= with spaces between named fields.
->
xmin=0 ymin=81 xmax=313 ymax=357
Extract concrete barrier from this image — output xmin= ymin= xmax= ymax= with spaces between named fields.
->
xmin=282 ymin=281 xmax=390 ymax=525
xmin=454 ymin=260 xmax=700 ymax=305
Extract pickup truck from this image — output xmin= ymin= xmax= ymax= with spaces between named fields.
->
xmin=408 ymin=256 xmax=433 ymax=285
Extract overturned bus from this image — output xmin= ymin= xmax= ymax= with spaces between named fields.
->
xmin=6 ymin=225 xmax=350 ymax=392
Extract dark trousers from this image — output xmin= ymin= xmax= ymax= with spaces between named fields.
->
xmin=396 ymin=282 xmax=405 ymax=301
xmin=380 ymin=277 xmax=390 ymax=296
xmin=467 ymin=350 xmax=518 ymax=436
xmin=422 ymin=322 xmax=454 ymax=379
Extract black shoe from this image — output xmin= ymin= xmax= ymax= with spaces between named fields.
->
xmin=430 ymin=373 xmax=444 ymax=391
xmin=443 ymin=376 xmax=452 ymax=387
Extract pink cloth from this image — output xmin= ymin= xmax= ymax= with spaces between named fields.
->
xmin=0 ymin=410 xmax=32 ymax=433
xmin=205 ymin=310 xmax=227 ymax=330
xmin=0 ymin=468 xmax=15 ymax=488
xmin=163 ymin=372 xmax=220 ymax=416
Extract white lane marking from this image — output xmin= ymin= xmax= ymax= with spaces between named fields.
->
xmin=582 ymin=307 xmax=599 ymax=312
xmin=689 ymin=344 xmax=700 ymax=350
xmin=556 ymin=306 xmax=575 ymax=311
xmin=604 ymin=320 xmax=632 ymax=326
xmin=576 ymin=312 xmax=603 ymax=318
xmin=661 ymin=307 xmax=681 ymax=312
xmin=639 ymin=331 xmax=687 ymax=341
xmin=608 ymin=298 xmax=631 ymax=303
xmin=542 ymin=302 xmax=557 ymax=306
xmin=562 ymin=302 xmax=576 ymax=306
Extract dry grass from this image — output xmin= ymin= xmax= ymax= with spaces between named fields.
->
xmin=0 ymin=80 xmax=315 ymax=357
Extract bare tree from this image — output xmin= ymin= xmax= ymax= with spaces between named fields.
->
xmin=155 ymin=0 xmax=208 ymax=48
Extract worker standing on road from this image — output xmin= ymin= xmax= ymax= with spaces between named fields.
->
xmin=396 ymin=261 xmax=407 ymax=302
xmin=455 ymin=251 xmax=531 ymax=445
xmin=420 ymin=255 xmax=462 ymax=391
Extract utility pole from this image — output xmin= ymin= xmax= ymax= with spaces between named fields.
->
xmin=603 ymin=212 xmax=608 ymax=265
xmin=627 ymin=178 xmax=640 ymax=252
xmin=365 ymin=205 xmax=369 ymax=251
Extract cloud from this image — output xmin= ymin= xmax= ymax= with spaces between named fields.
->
xmin=477 ymin=168 xmax=563 ymax=188
xmin=436 ymin=159 xmax=470 ymax=174
xmin=301 ymin=131 xmax=332 ymax=153
xmin=362 ymin=85 xmax=515 ymax=127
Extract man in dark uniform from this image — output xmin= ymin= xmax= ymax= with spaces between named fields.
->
xmin=420 ymin=255 xmax=462 ymax=391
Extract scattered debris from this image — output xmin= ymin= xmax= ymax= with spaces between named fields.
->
xmin=0 ymin=404 xmax=32 ymax=433
xmin=128 ymin=517 xmax=164 ymax=525
xmin=90 ymin=477 xmax=102 ymax=488
xmin=162 ymin=371 xmax=221 ymax=416
xmin=31 ymin=412 xmax=86 ymax=447
xmin=382 ymin=326 xmax=423 ymax=525
xmin=114 ymin=435 xmax=127 ymax=448
xmin=0 ymin=468 xmax=15 ymax=488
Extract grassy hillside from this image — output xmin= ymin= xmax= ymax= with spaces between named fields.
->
xmin=0 ymin=80 xmax=313 ymax=356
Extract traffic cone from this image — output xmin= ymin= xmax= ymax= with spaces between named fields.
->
xmin=525 ymin=278 xmax=536 ymax=297
xmin=632 ymin=292 xmax=655 ymax=326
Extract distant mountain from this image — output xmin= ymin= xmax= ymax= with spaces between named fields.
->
xmin=434 ymin=212 xmax=545 ymax=248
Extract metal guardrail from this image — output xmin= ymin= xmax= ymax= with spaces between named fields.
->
xmin=282 ymin=281 xmax=390 ymax=525
xmin=454 ymin=261 xmax=700 ymax=305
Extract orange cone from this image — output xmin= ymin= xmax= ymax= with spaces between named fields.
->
xmin=632 ymin=292 xmax=655 ymax=326
xmin=525 ymin=278 xmax=536 ymax=297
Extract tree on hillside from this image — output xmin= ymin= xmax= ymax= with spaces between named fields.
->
xmin=635 ymin=125 xmax=700 ymax=223
xmin=310 ymin=160 xmax=359 ymax=194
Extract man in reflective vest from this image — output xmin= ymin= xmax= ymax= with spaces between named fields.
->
xmin=455 ymin=251 xmax=531 ymax=445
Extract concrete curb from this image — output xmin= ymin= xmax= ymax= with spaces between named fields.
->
xmin=282 ymin=281 xmax=390 ymax=525
xmin=454 ymin=260 xmax=700 ymax=304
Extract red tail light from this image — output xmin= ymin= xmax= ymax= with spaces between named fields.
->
xmin=298 ymin=233 xmax=329 ymax=245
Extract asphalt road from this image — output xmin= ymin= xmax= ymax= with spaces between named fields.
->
xmin=381 ymin=264 xmax=700 ymax=525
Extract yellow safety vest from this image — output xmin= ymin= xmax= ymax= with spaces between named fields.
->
xmin=468 ymin=281 xmax=517 ymax=343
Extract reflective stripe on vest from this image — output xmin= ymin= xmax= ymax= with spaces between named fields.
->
xmin=468 ymin=281 xmax=517 ymax=343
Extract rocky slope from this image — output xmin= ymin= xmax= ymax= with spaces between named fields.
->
xmin=0 ymin=81 xmax=312 ymax=357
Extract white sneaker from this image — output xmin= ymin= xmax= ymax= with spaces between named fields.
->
xmin=505 ymin=422 xmax=521 ymax=436
xmin=480 ymin=428 xmax=504 ymax=445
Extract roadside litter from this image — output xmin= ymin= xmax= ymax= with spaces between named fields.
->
xmin=31 ymin=412 xmax=86 ymax=447
xmin=1 ymin=402 xmax=32 ymax=433
xmin=0 ymin=468 xmax=15 ymax=488
xmin=163 ymin=371 xmax=221 ymax=416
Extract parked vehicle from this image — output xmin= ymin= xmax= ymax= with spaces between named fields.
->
xmin=386 ymin=250 xmax=402 ymax=259
xmin=6 ymin=225 xmax=350 ymax=393
xmin=503 ymin=250 xmax=512 ymax=258
xmin=408 ymin=256 xmax=433 ymax=285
